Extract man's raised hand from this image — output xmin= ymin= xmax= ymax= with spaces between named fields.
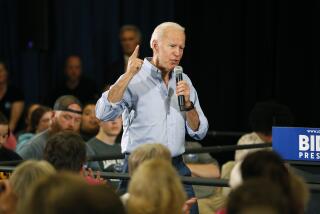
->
xmin=127 ymin=45 xmax=143 ymax=75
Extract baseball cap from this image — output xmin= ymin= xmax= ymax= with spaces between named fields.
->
xmin=53 ymin=95 xmax=83 ymax=115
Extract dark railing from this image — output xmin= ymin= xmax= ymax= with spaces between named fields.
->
xmin=87 ymin=143 xmax=272 ymax=162
xmin=0 ymin=143 xmax=272 ymax=165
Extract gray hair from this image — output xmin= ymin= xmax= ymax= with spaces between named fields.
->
xmin=149 ymin=22 xmax=185 ymax=48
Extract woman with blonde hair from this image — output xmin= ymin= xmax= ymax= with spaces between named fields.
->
xmin=19 ymin=172 xmax=125 ymax=214
xmin=10 ymin=160 xmax=56 ymax=201
xmin=0 ymin=160 xmax=56 ymax=213
xmin=127 ymin=159 xmax=186 ymax=214
xmin=128 ymin=143 xmax=171 ymax=175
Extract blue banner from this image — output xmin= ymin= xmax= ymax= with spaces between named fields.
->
xmin=272 ymin=127 xmax=320 ymax=161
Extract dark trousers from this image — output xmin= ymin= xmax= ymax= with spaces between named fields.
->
xmin=118 ymin=154 xmax=199 ymax=214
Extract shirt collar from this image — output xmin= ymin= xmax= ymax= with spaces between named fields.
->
xmin=143 ymin=57 xmax=173 ymax=80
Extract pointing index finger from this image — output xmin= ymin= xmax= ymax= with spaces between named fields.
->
xmin=131 ymin=45 xmax=140 ymax=58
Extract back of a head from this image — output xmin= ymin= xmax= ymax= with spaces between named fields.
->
xmin=227 ymin=179 xmax=290 ymax=214
xmin=10 ymin=160 xmax=56 ymax=200
xmin=249 ymin=101 xmax=294 ymax=135
xmin=128 ymin=143 xmax=171 ymax=174
xmin=150 ymin=22 xmax=185 ymax=49
xmin=240 ymin=151 xmax=306 ymax=214
xmin=20 ymin=172 xmax=125 ymax=214
xmin=43 ymin=131 xmax=86 ymax=172
xmin=128 ymin=159 xmax=186 ymax=214
xmin=241 ymin=151 xmax=289 ymax=188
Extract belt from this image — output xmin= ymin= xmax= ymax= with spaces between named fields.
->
xmin=172 ymin=154 xmax=183 ymax=161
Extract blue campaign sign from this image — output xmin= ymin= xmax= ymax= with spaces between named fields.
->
xmin=272 ymin=127 xmax=320 ymax=161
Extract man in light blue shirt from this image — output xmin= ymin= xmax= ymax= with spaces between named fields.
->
xmin=96 ymin=22 xmax=208 ymax=214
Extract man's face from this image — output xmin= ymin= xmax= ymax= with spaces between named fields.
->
xmin=81 ymin=104 xmax=99 ymax=133
xmin=52 ymin=104 xmax=82 ymax=133
xmin=65 ymin=56 xmax=82 ymax=82
xmin=120 ymin=30 xmax=140 ymax=56
xmin=154 ymin=28 xmax=185 ymax=72
xmin=0 ymin=124 xmax=9 ymax=146
xmin=0 ymin=64 xmax=8 ymax=84
xmin=101 ymin=116 xmax=122 ymax=137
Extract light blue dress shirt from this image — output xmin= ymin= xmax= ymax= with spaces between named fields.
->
xmin=96 ymin=58 xmax=209 ymax=157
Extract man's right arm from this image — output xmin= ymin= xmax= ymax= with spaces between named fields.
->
xmin=96 ymin=45 xmax=143 ymax=121
xmin=107 ymin=71 xmax=136 ymax=103
xmin=108 ymin=45 xmax=143 ymax=103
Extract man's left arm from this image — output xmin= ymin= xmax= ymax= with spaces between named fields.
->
xmin=185 ymin=101 xmax=200 ymax=131
xmin=177 ymin=79 xmax=209 ymax=140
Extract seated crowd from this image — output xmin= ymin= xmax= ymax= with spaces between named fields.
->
xmin=0 ymin=56 xmax=311 ymax=214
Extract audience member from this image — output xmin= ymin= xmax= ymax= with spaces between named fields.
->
xmin=80 ymin=102 xmax=99 ymax=141
xmin=183 ymin=141 xmax=220 ymax=214
xmin=0 ymin=61 xmax=25 ymax=133
xmin=43 ymin=131 xmax=102 ymax=185
xmin=127 ymin=159 xmax=186 ymax=214
xmin=17 ymin=95 xmax=82 ymax=160
xmin=105 ymin=25 xmax=142 ymax=88
xmin=43 ymin=131 xmax=86 ymax=172
xmin=119 ymin=143 xmax=172 ymax=198
xmin=0 ymin=179 xmax=17 ymax=214
xmin=87 ymin=116 xmax=123 ymax=172
xmin=9 ymin=160 xmax=56 ymax=209
xmin=121 ymin=143 xmax=196 ymax=214
xmin=226 ymin=179 xmax=290 ymax=214
xmin=235 ymin=100 xmax=294 ymax=161
xmin=0 ymin=112 xmax=21 ymax=161
xmin=229 ymin=150 xmax=309 ymax=214
xmin=19 ymin=172 xmax=125 ymax=214
xmin=127 ymin=143 xmax=171 ymax=175
xmin=49 ymin=55 xmax=98 ymax=105
xmin=18 ymin=103 xmax=40 ymax=135
xmin=16 ymin=105 xmax=52 ymax=152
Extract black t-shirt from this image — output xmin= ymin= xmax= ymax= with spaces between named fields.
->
xmin=86 ymin=137 xmax=123 ymax=172
xmin=0 ymin=146 xmax=22 ymax=161
xmin=49 ymin=76 xmax=98 ymax=106
xmin=0 ymin=85 xmax=24 ymax=119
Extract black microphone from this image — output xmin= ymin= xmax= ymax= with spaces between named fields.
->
xmin=174 ymin=66 xmax=185 ymax=111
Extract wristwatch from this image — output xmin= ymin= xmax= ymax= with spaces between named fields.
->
xmin=184 ymin=101 xmax=194 ymax=111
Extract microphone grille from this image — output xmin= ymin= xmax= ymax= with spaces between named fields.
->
xmin=174 ymin=66 xmax=183 ymax=75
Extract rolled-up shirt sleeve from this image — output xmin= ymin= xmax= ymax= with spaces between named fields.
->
xmin=186 ymin=87 xmax=209 ymax=140
xmin=95 ymin=89 xmax=131 ymax=121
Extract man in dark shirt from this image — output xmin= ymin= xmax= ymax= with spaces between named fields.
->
xmin=87 ymin=116 xmax=123 ymax=172
xmin=49 ymin=55 xmax=98 ymax=105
